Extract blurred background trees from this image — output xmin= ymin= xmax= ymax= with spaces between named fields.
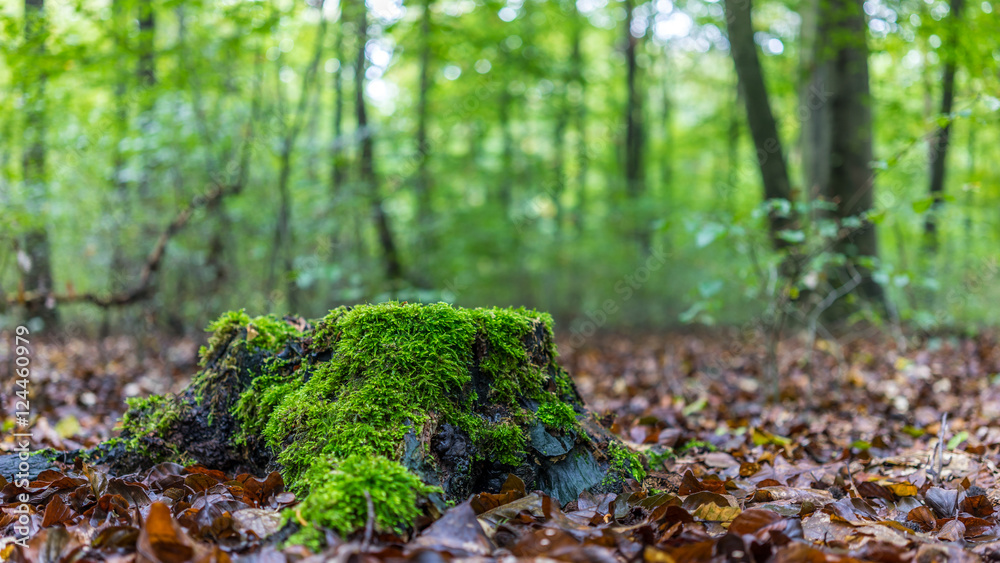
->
xmin=1 ymin=0 xmax=998 ymax=336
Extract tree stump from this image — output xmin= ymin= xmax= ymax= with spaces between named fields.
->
xmin=95 ymin=303 xmax=644 ymax=537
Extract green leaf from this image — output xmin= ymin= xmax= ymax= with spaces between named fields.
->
xmin=912 ymin=197 xmax=935 ymax=214
xmin=947 ymin=430 xmax=969 ymax=450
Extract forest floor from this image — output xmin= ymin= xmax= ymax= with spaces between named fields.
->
xmin=4 ymin=327 xmax=1000 ymax=562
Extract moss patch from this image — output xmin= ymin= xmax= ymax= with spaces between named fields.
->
xmin=234 ymin=302 xmax=574 ymax=491
xmin=198 ymin=310 xmax=302 ymax=366
xmin=120 ymin=395 xmax=182 ymax=458
xmin=119 ymin=302 xmax=624 ymax=539
xmin=609 ymin=441 xmax=647 ymax=482
xmin=288 ymin=454 xmax=440 ymax=547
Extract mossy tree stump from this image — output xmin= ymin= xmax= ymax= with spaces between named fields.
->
xmin=105 ymin=302 xmax=645 ymax=539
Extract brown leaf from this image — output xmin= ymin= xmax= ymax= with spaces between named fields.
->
xmin=41 ymin=495 xmax=76 ymax=527
xmin=937 ymin=519 xmax=966 ymax=542
xmin=906 ymin=506 xmax=937 ymax=532
xmin=730 ymin=508 xmax=784 ymax=536
xmin=470 ymin=474 xmax=526 ymax=515
xmin=411 ymin=500 xmax=494 ymax=556
xmin=92 ymin=526 xmax=141 ymax=550
xmin=961 ymin=495 xmax=994 ymax=518
xmin=856 ymin=481 xmax=894 ymax=502
xmin=137 ymin=502 xmax=195 ymax=563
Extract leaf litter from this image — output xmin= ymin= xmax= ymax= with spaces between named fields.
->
xmin=4 ymin=329 xmax=1000 ymax=561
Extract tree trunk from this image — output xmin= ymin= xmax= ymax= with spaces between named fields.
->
xmin=108 ymin=0 xmax=131 ymax=296
xmin=570 ymin=7 xmax=588 ymax=237
xmin=724 ymin=0 xmax=797 ymax=251
xmin=623 ymin=0 xmax=647 ymax=249
xmin=268 ymin=1 xmax=329 ymax=310
xmin=20 ymin=0 xmax=58 ymax=329
xmin=355 ymin=4 xmax=404 ymax=283
xmin=924 ymin=0 xmax=964 ymax=250
xmin=498 ymin=88 xmax=514 ymax=212
xmin=804 ymin=0 xmax=884 ymax=307
xmin=137 ymin=0 xmax=156 ymax=200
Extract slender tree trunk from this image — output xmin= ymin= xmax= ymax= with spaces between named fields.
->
xmin=570 ymin=8 xmax=588 ymax=236
xmin=498 ymin=88 xmax=514 ymax=212
xmin=724 ymin=0 xmax=797 ymax=251
xmin=623 ymin=0 xmax=647 ymax=249
xmin=924 ymin=0 xmax=964 ymax=249
xmin=355 ymin=5 xmax=403 ymax=283
xmin=660 ymin=53 xmax=674 ymax=202
xmin=268 ymin=1 xmax=329 ymax=309
xmin=725 ymin=81 xmax=742 ymax=212
xmin=552 ymin=84 xmax=568 ymax=236
xmin=330 ymin=25 xmax=346 ymax=193
xmin=137 ymin=0 xmax=156 ymax=200
xmin=20 ymin=0 xmax=57 ymax=328
xmin=414 ymin=0 xmax=434 ymax=243
xmin=109 ymin=0 xmax=130 ymax=296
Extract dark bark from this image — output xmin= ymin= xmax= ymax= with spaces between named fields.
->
xmin=803 ymin=0 xmax=884 ymax=307
xmin=623 ymin=0 xmax=647 ymax=249
xmin=355 ymin=4 xmax=404 ymax=282
xmin=924 ymin=0 xmax=965 ymax=249
xmin=137 ymin=0 xmax=156 ymax=200
xmin=20 ymin=0 xmax=57 ymax=328
xmin=724 ymin=0 xmax=797 ymax=251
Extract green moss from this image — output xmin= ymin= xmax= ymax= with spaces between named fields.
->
xmin=609 ymin=441 xmax=646 ymax=482
xmin=198 ymin=309 xmax=301 ymax=366
xmin=473 ymin=420 xmax=527 ymax=465
xmin=288 ymin=454 xmax=441 ymax=540
xmin=680 ymin=440 xmax=717 ymax=454
xmin=120 ymin=395 xmax=181 ymax=458
xmin=236 ymin=302 xmax=567 ymax=489
xmin=537 ymin=400 xmax=578 ymax=430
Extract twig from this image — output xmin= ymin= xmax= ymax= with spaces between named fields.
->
xmin=362 ymin=489 xmax=375 ymax=551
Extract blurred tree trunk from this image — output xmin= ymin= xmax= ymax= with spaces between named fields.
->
xmin=570 ymin=6 xmax=588 ymax=237
xmin=355 ymin=3 xmax=404 ymax=283
xmin=414 ymin=0 xmax=434 ymax=247
xmin=660 ymin=52 xmax=673 ymax=205
xmin=269 ymin=2 xmax=330 ymax=310
xmin=20 ymin=0 xmax=58 ymax=328
xmin=803 ymin=0 xmax=884 ymax=306
xmin=498 ymin=88 xmax=514 ymax=212
xmin=724 ymin=0 xmax=797 ymax=253
xmin=724 ymin=81 xmax=742 ymax=213
xmin=924 ymin=0 xmax=964 ymax=250
xmin=108 ymin=0 xmax=130 ymax=297
xmin=552 ymin=76 xmax=568 ymax=236
xmin=623 ymin=0 xmax=647 ymax=250
xmin=137 ymin=0 xmax=156 ymax=200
